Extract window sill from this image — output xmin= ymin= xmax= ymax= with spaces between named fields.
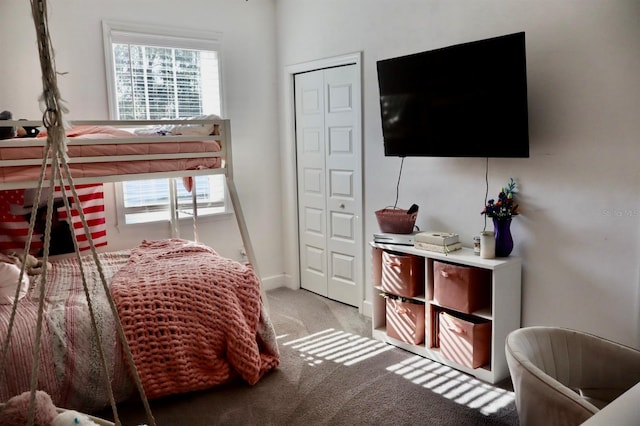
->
xmin=116 ymin=210 xmax=235 ymax=229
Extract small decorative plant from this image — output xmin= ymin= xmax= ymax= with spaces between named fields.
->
xmin=481 ymin=178 xmax=520 ymax=220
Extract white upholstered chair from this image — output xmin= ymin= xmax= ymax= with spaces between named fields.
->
xmin=505 ymin=326 xmax=640 ymax=426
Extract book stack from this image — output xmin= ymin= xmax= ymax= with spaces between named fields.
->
xmin=414 ymin=232 xmax=462 ymax=254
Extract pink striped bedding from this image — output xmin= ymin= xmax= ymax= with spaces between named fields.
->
xmin=0 ymin=125 xmax=222 ymax=184
xmin=0 ymin=240 xmax=279 ymax=412
xmin=0 ymin=251 xmax=134 ymax=412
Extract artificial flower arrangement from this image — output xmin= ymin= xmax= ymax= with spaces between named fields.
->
xmin=481 ymin=178 xmax=520 ymax=220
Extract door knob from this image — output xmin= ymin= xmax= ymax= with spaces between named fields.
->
xmin=339 ymin=203 xmax=345 ymax=209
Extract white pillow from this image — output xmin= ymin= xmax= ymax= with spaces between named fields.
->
xmin=0 ymin=262 xmax=29 ymax=304
xmin=170 ymin=114 xmax=222 ymax=136
xmin=133 ymin=114 xmax=222 ymax=137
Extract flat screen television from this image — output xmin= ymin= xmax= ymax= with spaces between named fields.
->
xmin=377 ymin=32 xmax=529 ymax=158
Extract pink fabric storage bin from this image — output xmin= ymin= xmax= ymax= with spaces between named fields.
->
xmin=439 ymin=311 xmax=491 ymax=369
xmin=386 ymin=296 xmax=425 ymax=345
xmin=381 ymin=251 xmax=424 ymax=298
xmin=372 ymin=247 xmax=382 ymax=287
xmin=433 ymin=261 xmax=491 ymax=314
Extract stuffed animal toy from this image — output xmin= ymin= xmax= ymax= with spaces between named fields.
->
xmin=0 ymin=252 xmax=51 ymax=305
xmin=0 ymin=110 xmax=40 ymax=140
xmin=0 ymin=110 xmax=17 ymax=140
xmin=0 ymin=253 xmax=30 ymax=305
xmin=0 ymin=390 xmax=145 ymax=426
xmin=0 ymin=390 xmax=58 ymax=426
xmin=17 ymin=119 xmax=40 ymax=138
xmin=0 ymin=390 xmax=105 ymax=426
xmin=51 ymin=410 xmax=101 ymax=426
xmin=6 ymin=251 xmax=51 ymax=276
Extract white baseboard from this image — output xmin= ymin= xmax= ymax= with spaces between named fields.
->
xmin=361 ymin=299 xmax=372 ymax=318
xmin=260 ymin=273 xmax=294 ymax=291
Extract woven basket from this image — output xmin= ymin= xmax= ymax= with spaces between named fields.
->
xmin=375 ymin=208 xmax=417 ymax=234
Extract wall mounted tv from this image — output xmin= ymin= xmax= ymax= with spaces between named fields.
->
xmin=377 ymin=32 xmax=529 ymax=158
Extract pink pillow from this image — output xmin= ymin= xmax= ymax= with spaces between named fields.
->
xmin=0 ymin=262 xmax=29 ymax=304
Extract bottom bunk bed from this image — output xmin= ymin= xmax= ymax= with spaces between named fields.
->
xmin=0 ymin=238 xmax=280 ymax=413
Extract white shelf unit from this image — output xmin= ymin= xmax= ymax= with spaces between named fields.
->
xmin=371 ymin=242 xmax=522 ymax=384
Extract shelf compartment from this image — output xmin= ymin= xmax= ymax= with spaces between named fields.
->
xmin=381 ymin=250 xmax=424 ymax=298
xmin=383 ymin=293 xmax=426 ymax=345
xmin=439 ymin=310 xmax=492 ymax=369
xmin=433 ymin=260 xmax=492 ymax=314
xmin=428 ymin=300 xmax=491 ymax=320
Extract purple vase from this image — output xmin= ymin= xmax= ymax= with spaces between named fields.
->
xmin=493 ymin=217 xmax=514 ymax=257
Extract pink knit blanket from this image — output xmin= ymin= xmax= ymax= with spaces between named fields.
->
xmin=109 ymin=239 xmax=280 ymax=399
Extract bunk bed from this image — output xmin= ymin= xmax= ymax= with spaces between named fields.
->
xmin=0 ymin=117 xmax=280 ymax=415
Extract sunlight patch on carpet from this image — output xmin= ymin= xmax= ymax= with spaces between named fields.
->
xmin=281 ymin=329 xmax=513 ymax=415
xmin=282 ymin=328 xmax=394 ymax=366
xmin=387 ymin=355 xmax=515 ymax=415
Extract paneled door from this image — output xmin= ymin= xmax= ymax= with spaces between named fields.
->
xmin=294 ymin=64 xmax=362 ymax=307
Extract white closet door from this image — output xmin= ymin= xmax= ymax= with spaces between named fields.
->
xmin=295 ymin=64 xmax=362 ymax=307
xmin=295 ymin=70 xmax=327 ymax=297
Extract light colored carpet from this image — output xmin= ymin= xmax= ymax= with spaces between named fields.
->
xmin=95 ymin=287 xmax=518 ymax=425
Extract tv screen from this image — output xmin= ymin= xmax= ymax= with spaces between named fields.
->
xmin=377 ymin=32 xmax=529 ymax=158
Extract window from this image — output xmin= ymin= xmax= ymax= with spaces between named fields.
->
xmin=118 ymin=175 xmax=226 ymax=224
xmin=102 ymin=21 xmax=227 ymax=224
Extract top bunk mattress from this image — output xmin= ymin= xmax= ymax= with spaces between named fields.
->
xmin=0 ymin=121 xmax=224 ymax=187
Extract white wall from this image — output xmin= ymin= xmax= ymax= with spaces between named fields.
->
xmin=0 ymin=0 xmax=285 ymax=288
xmin=276 ymin=0 xmax=640 ymax=347
xmin=3 ymin=0 xmax=640 ymax=348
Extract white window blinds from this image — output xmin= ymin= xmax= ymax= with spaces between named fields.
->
xmin=112 ymin=44 xmax=221 ymax=120
xmin=103 ymin=21 xmax=226 ymax=225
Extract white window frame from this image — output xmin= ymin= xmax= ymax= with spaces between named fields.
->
xmin=113 ymin=175 xmax=230 ymax=225
xmin=102 ymin=20 xmax=230 ymax=226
